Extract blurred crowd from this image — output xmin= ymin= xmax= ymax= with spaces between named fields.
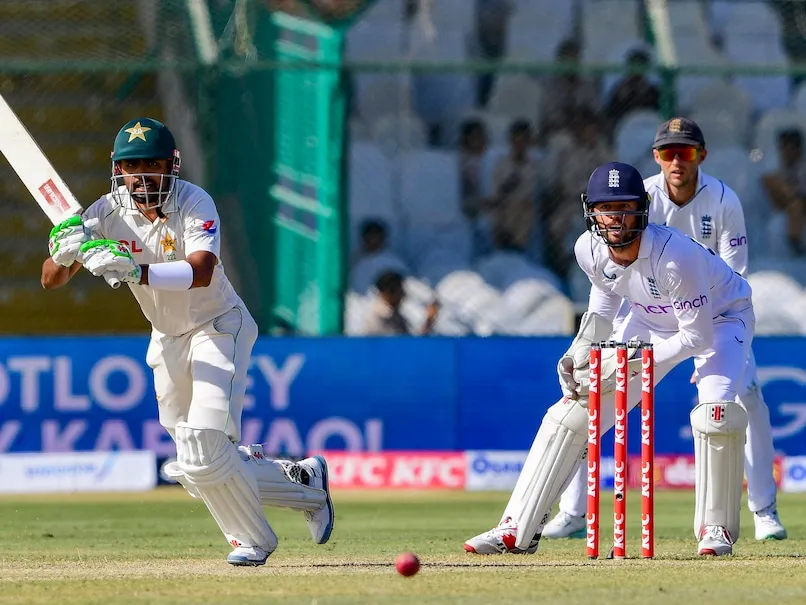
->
xmin=268 ymin=0 xmax=806 ymax=336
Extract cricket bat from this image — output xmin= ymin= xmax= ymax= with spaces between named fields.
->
xmin=0 ymin=93 xmax=120 ymax=288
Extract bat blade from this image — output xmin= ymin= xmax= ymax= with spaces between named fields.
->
xmin=0 ymin=93 xmax=120 ymax=289
xmin=0 ymin=94 xmax=84 ymax=225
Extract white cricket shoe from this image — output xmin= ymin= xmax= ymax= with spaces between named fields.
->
xmin=296 ymin=455 xmax=335 ymax=545
xmin=227 ymin=545 xmax=272 ymax=566
xmin=754 ymin=501 xmax=787 ymax=540
xmin=464 ymin=517 xmax=540 ymax=555
xmin=542 ymin=511 xmax=587 ymax=539
xmin=697 ymin=525 xmax=733 ymax=556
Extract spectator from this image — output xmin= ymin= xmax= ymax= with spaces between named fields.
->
xmin=544 ymin=108 xmax=613 ymax=278
xmin=484 ymin=119 xmax=539 ymax=251
xmin=539 ymin=39 xmax=601 ymax=139
xmin=459 ymin=118 xmax=490 ymax=219
xmin=360 ymin=270 xmax=439 ymax=335
xmin=761 ymin=128 xmax=806 ymax=256
xmin=476 ymin=0 xmax=514 ymax=105
xmin=605 ymin=48 xmax=660 ymax=131
xmin=351 ymin=219 xmax=410 ymax=293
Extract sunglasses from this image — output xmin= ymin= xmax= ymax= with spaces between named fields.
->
xmin=657 ymin=146 xmax=699 ymax=162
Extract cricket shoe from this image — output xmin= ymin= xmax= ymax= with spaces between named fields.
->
xmin=464 ymin=517 xmax=540 ymax=554
xmin=753 ymin=501 xmax=787 ymax=540
xmin=296 ymin=455 xmax=335 ymax=545
xmin=542 ymin=511 xmax=587 ymax=539
xmin=697 ymin=525 xmax=733 ymax=556
xmin=227 ymin=545 xmax=272 ymax=567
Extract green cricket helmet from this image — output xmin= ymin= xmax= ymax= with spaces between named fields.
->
xmin=110 ymin=118 xmax=181 ymax=210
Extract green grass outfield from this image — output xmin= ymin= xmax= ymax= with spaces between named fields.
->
xmin=0 ymin=488 xmax=804 ymax=605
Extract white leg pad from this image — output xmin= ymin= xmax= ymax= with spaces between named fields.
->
xmin=244 ymin=457 xmax=326 ymax=513
xmin=162 ymin=460 xmax=201 ymax=499
xmin=175 ymin=422 xmax=278 ymax=551
xmin=506 ymin=397 xmax=590 ymax=550
xmin=690 ymin=402 xmax=748 ymax=543
xmin=736 ymin=384 xmax=778 ymax=512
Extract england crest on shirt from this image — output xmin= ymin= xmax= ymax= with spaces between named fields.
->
xmin=700 ymin=215 xmax=713 ymax=240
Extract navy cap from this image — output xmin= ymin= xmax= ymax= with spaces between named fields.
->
xmin=585 ymin=161 xmax=646 ymax=203
xmin=652 ymin=117 xmax=705 ymax=148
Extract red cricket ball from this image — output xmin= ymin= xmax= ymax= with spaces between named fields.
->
xmin=395 ymin=552 xmax=420 ymax=577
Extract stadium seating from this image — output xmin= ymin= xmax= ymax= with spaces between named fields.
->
xmin=505 ymin=0 xmax=574 ymax=63
xmin=341 ymin=0 xmax=804 ymax=336
xmin=747 ymin=271 xmax=806 ymax=335
xmin=486 ymin=74 xmax=543 ymax=130
xmin=371 ymin=112 xmax=430 ymax=156
xmin=581 ymin=0 xmax=642 ymax=65
xmin=615 ymin=110 xmax=663 ymax=167
xmin=689 ymin=80 xmax=754 ymax=145
xmin=722 ymin=1 xmax=790 ymax=112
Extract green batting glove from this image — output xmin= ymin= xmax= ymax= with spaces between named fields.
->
xmin=79 ymin=239 xmax=142 ymax=284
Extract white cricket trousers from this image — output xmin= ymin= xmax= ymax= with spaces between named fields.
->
xmin=146 ymin=304 xmax=258 ymax=443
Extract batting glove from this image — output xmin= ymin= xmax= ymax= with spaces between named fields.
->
xmin=48 ymin=215 xmax=89 ymax=267
xmin=80 ymin=239 xmax=142 ymax=284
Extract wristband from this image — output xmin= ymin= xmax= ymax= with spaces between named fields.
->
xmin=147 ymin=261 xmax=194 ymax=290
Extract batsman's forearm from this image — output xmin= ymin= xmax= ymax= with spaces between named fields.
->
xmin=41 ymin=257 xmax=79 ymax=289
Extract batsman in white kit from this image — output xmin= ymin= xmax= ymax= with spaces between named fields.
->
xmin=41 ymin=118 xmax=334 ymax=566
xmin=544 ymin=118 xmax=786 ymax=542
xmin=465 ymin=161 xmax=755 ymax=557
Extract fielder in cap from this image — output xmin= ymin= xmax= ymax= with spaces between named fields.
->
xmin=546 ymin=118 xmax=786 ymax=542
xmin=42 ymin=118 xmax=334 ymax=566
xmin=465 ymin=161 xmax=755 ymax=557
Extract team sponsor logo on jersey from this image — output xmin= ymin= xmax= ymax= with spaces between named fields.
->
xmin=202 ymin=220 xmax=217 ymax=234
xmin=700 ymin=215 xmax=713 ymax=239
xmin=647 ymin=277 xmax=661 ymax=299
xmin=730 ymin=234 xmax=747 ymax=247
xmin=631 ymin=294 xmax=708 ymax=314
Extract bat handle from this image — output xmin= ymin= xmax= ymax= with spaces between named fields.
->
xmin=104 ymin=274 xmax=121 ymax=289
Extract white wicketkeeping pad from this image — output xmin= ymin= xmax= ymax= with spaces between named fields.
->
xmin=506 ymin=397 xmax=590 ymax=550
xmin=690 ymin=401 xmax=748 ymax=542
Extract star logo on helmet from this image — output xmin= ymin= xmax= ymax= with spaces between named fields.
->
xmin=608 ymin=169 xmax=620 ymax=188
xmin=125 ymin=122 xmax=151 ymax=142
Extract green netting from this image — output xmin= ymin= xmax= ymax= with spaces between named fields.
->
xmin=268 ymin=12 xmax=347 ymax=335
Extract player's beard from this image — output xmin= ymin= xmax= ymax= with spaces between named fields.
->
xmin=131 ymin=176 xmax=168 ymax=207
xmin=600 ymin=217 xmax=638 ymax=248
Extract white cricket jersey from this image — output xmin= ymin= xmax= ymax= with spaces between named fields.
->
xmin=82 ymin=180 xmax=243 ymax=336
xmin=644 ymin=170 xmax=748 ymax=276
xmin=575 ymin=224 xmax=753 ymax=366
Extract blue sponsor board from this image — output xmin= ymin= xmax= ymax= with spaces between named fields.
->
xmin=0 ymin=337 xmax=804 ymax=456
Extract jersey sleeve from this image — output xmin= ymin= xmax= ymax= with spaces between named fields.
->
xmin=716 ymin=186 xmax=748 ymax=276
xmin=80 ymin=196 xmax=112 ymax=239
xmin=183 ymin=192 xmax=221 ymax=257
xmin=587 ymin=283 xmax=623 ymax=322
xmin=653 ymin=247 xmax=714 ymax=366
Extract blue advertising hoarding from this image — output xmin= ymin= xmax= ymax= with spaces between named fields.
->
xmin=0 ymin=337 xmax=804 ymax=456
